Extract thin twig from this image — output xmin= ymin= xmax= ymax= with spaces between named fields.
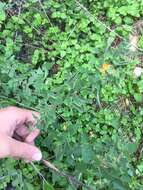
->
xmin=38 ymin=0 xmax=62 ymax=46
xmin=30 ymin=162 xmax=51 ymax=187
xmin=134 ymin=128 xmax=143 ymax=162
xmin=42 ymin=159 xmax=93 ymax=189
xmin=75 ymin=0 xmax=143 ymax=52
xmin=0 ymin=172 xmax=17 ymax=180
xmin=96 ymin=90 xmax=102 ymax=109
xmin=14 ymin=1 xmax=22 ymax=42
xmin=67 ymin=23 xmax=78 ymax=40
xmin=0 ymin=95 xmax=39 ymax=112
xmin=38 ymin=0 xmax=53 ymax=28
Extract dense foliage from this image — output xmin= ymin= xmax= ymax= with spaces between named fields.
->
xmin=1 ymin=0 xmax=143 ymax=189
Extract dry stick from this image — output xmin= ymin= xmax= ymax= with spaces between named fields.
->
xmin=38 ymin=0 xmax=62 ymax=47
xmin=67 ymin=23 xmax=78 ymax=41
xmin=14 ymin=1 xmax=22 ymax=42
xmin=134 ymin=129 xmax=143 ymax=162
xmin=38 ymin=0 xmax=53 ymax=27
xmin=42 ymin=159 xmax=93 ymax=190
xmin=30 ymin=162 xmax=52 ymax=187
xmin=75 ymin=0 xmax=143 ymax=52
xmin=0 ymin=172 xmax=17 ymax=181
xmin=7 ymin=8 xmax=41 ymax=36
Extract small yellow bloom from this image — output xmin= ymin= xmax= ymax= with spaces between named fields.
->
xmin=100 ymin=63 xmax=111 ymax=73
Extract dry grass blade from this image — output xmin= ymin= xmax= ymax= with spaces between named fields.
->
xmin=30 ymin=162 xmax=51 ymax=187
xmin=75 ymin=0 xmax=143 ymax=52
xmin=42 ymin=159 xmax=93 ymax=189
xmin=129 ymin=35 xmax=139 ymax=52
xmin=42 ymin=159 xmax=60 ymax=173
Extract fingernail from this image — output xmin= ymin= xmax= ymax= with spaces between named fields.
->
xmin=32 ymin=152 xmax=42 ymax=161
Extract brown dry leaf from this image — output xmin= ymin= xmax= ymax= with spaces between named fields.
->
xmin=129 ymin=34 xmax=139 ymax=52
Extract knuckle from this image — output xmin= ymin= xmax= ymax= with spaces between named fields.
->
xmin=7 ymin=106 xmax=17 ymax=111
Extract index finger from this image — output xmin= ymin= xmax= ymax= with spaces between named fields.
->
xmin=7 ymin=106 xmax=40 ymax=127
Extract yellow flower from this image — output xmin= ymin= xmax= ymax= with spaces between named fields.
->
xmin=100 ymin=63 xmax=111 ymax=73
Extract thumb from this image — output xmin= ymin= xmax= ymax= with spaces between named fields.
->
xmin=0 ymin=134 xmax=42 ymax=161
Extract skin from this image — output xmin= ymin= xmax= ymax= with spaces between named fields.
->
xmin=0 ymin=106 xmax=42 ymax=161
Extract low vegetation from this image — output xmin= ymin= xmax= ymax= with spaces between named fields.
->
xmin=1 ymin=0 xmax=143 ymax=189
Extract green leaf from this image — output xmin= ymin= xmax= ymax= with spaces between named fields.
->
xmin=32 ymin=49 xmax=40 ymax=65
xmin=43 ymin=181 xmax=55 ymax=190
xmin=25 ymin=182 xmax=35 ymax=190
xmin=112 ymin=180 xmax=128 ymax=190
xmin=0 ymin=10 xmax=5 ymax=22
xmin=34 ymin=13 xmax=42 ymax=26
xmin=126 ymin=143 xmax=137 ymax=154
xmin=134 ymin=93 xmax=142 ymax=102
xmin=81 ymin=134 xmax=95 ymax=163
xmin=0 ymin=2 xmax=6 ymax=23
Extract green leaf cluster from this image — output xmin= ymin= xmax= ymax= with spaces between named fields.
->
xmin=0 ymin=0 xmax=143 ymax=190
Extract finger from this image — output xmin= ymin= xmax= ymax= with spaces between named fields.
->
xmin=15 ymin=124 xmax=40 ymax=142
xmin=25 ymin=110 xmax=40 ymax=127
xmin=12 ymin=131 xmax=36 ymax=163
xmin=2 ymin=134 xmax=42 ymax=161
xmin=15 ymin=125 xmax=30 ymax=139
xmin=6 ymin=106 xmax=40 ymax=127
xmin=24 ymin=141 xmax=35 ymax=163
xmin=25 ymin=129 xmax=40 ymax=143
xmin=13 ymin=133 xmax=23 ymax=141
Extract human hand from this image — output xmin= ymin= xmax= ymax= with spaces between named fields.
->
xmin=0 ymin=106 xmax=42 ymax=161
